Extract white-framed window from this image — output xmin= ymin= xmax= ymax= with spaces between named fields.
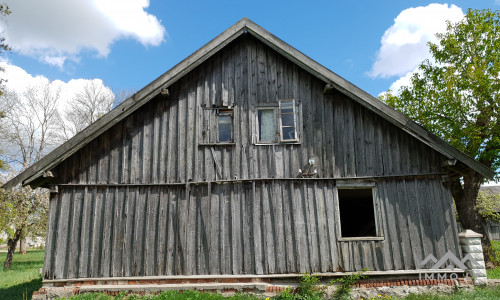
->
xmin=255 ymin=99 xmax=300 ymax=144
xmin=335 ymin=183 xmax=384 ymax=241
xmin=200 ymin=106 xmax=234 ymax=145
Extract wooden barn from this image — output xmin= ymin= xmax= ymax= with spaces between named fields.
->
xmin=4 ymin=18 xmax=494 ymax=294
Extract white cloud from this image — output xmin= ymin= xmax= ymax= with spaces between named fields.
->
xmin=0 ymin=59 xmax=114 ymax=122
xmin=1 ymin=0 xmax=165 ymax=67
xmin=369 ymin=3 xmax=463 ymax=78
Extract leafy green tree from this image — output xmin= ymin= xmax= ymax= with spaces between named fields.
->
xmin=477 ymin=190 xmax=500 ymax=223
xmin=380 ymin=9 xmax=500 ymax=266
xmin=0 ymin=185 xmax=48 ymax=269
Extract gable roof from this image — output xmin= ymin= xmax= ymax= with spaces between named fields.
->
xmin=2 ymin=18 xmax=495 ymax=190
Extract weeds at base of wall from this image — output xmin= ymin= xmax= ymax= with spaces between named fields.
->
xmin=330 ymin=269 xmax=368 ymax=300
xmin=272 ymin=270 xmax=368 ymax=300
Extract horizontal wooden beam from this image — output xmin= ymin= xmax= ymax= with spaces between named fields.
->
xmin=42 ymin=269 xmax=466 ymax=284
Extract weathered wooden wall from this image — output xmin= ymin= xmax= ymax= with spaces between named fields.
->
xmin=44 ymin=34 xmax=460 ymax=280
xmin=55 ymin=35 xmax=446 ymax=185
xmin=44 ymin=178 xmax=459 ymax=279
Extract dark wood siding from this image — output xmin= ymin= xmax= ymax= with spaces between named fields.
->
xmin=56 ymin=35 xmax=446 ymax=184
xmin=44 ymin=179 xmax=459 ymax=279
xmin=44 ymin=34 xmax=460 ymax=279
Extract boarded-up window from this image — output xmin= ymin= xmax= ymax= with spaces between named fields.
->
xmin=337 ymin=187 xmax=381 ymax=239
xmin=200 ymin=106 xmax=233 ymax=144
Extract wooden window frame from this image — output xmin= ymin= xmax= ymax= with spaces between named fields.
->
xmin=199 ymin=106 xmax=235 ymax=146
xmin=254 ymin=99 xmax=301 ymax=145
xmin=335 ymin=182 xmax=384 ymax=242
xmin=217 ymin=109 xmax=233 ymax=143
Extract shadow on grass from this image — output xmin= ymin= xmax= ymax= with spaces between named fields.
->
xmin=0 ymin=276 xmax=42 ymax=300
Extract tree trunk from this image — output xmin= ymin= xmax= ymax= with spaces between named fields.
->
xmin=19 ymin=238 xmax=26 ymax=255
xmin=3 ymin=228 xmax=22 ymax=270
xmin=449 ymin=172 xmax=497 ymax=268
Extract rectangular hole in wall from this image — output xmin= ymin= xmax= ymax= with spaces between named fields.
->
xmin=338 ymin=188 xmax=377 ymax=238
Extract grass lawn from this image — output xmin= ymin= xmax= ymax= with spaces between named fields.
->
xmin=0 ymin=249 xmax=44 ymax=300
xmin=56 ymin=286 xmax=500 ymax=300
xmin=487 ymin=240 xmax=500 ymax=279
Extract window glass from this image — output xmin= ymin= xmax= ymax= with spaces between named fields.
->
xmin=338 ymin=188 xmax=377 ymax=238
xmin=218 ymin=110 xmax=232 ymax=142
xmin=279 ymin=100 xmax=296 ymax=141
xmin=258 ymin=109 xmax=275 ymax=142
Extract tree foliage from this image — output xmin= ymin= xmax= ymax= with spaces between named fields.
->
xmin=381 ymin=9 xmax=500 ymax=175
xmin=0 ymin=184 xmax=48 ymax=269
xmin=380 ymin=9 xmax=500 ymax=266
xmin=477 ymin=190 xmax=500 ymax=223
xmin=0 ymin=82 xmax=59 ymax=268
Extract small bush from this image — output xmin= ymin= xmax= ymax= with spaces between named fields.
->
xmin=273 ymin=273 xmax=325 ymax=300
xmin=330 ymin=269 xmax=368 ymax=300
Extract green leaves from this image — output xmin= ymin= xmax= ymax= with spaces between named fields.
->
xmin=381 ymin=9 xmax=500 ymax=177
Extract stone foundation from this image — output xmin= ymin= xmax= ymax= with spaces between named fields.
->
xmin=32 ymin=276 xmax=474 ymax=300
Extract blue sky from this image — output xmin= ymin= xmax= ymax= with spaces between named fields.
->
xmin=1 ymin=0 xmax=499 ymax=100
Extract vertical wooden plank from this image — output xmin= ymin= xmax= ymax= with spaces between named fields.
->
xmin=43 ymin=192 xmax=59 ymax=279
xmin=209 ymin=183 xmax=221 ymax=274
xmin=305 ymin=182 xmax=320 ymax=272
xmin=262 ymin=182 xmax=275 ymax=274
xmin=112 ymin=187 xmax=125 ymax=277
xmin=145 ymin=187 xmax=160 ymax=275
xmin=156 ymin=187 xmax=168 ymax=275
xmin=165 ymin=187 xmax=177 ymax=275
xmin=405 ymin=179 xmax=425 ymax=269
xmin=122 ymin=187 xmax=134 ymax=276
xmin=166 ymin=93 xmax=178 ymax=182
xmin=197 ymin=185 xmax=210 ymax=274
xmin=185 ymin=184 xmax=197 ymax=275
xmin=101 ymin=188 xmax=114 ymax=277
xmin=90 ymin=188 xmax=104 ymax=277
xmin=55 ymin=189 xmax=71 ymax=279
xmin=315 ymin=182 xmax=331 ymax=272
xmin=292 ymin=182 xmax=309 ymax=272
xmin=242 ymin=182 xmax=255 ymax=274
xmin=132 ymin=188 xmax=146 ymax=276
xmin=282 ymin=181 xmax=297 ymax=272
xmin=66 ymin=188 xmax=83 ymax=278
xmin=380 ymin=181 xmax=402 ymax=269
xmin=252 ymin=182 xmax=264 ymax=274
xmin=272 ymin=182 xmax=286 ymax=273
xmin=232 ymin=184 xmax=243 ymax=274
xmin=325 ymin=182 xmax=339 ymax=271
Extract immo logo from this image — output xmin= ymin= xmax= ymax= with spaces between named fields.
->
xmin=418 ymin=250 xmax=477 ymax=280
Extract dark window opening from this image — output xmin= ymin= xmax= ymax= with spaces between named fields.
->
xmin=338 ymin=188 xmax=377 ymax=238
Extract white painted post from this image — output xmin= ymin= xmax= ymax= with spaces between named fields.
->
xmin=458 ymin=230 xmax=487 ymax=285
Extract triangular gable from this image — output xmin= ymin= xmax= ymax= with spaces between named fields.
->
xmin=2 ymin=18 xmax=494 ymax=189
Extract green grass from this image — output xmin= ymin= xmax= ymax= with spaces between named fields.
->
xmin=57 ymin=291 xmax=261 ymax=300
xmin=488 ymin=240 xmax=500 ymax=279
xmin=0 ymin=249 xmax=44 ymax=300
xmin=56 ymin=286 xmax=500 ymax=300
